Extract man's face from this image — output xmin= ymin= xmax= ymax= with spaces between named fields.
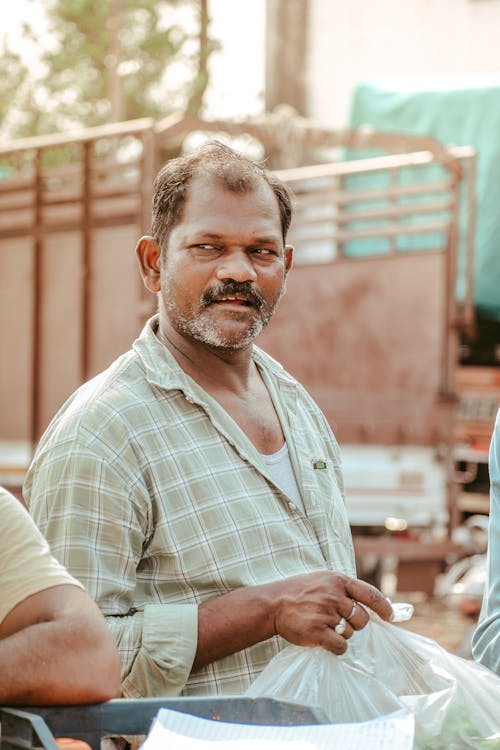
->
xmin=159 ymin=173 xmax=293 ymax=351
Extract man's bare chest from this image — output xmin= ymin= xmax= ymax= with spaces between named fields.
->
xmin=212 ymin=386 xmax=285 ymax=455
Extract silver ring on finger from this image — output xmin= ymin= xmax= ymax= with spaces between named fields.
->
xmin=334 ymin=617 xmax=347 ymax=635
xmin=346 ymin=602 xmax=358 ymax=622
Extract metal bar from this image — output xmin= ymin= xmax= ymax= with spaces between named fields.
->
xmin=335 ymin=219 xmax=450 ymax=242
xmin=275 ymin=150 xmax=453 ymax=181
xmin=294 ymin=197 xmax=453 ymax=223
xmin=388 ymin=167 xmax=399 ymax=255
xmin=30 ymin=150 xmax=43 ymax=446
xmin=442 ymin=174 xmax=461 ymax=537
xmin=41 ymin=187 xmax=138 ymax=205
xmin=136 ymin=127 xmax=157 ymax=326
xmin=292 ymin=245 xmax=446 ymax=265
xmin=1 ymin=699 xmax=329 ymax=750
xmin=292 ymin=180 xmax=453 ymax=206
xmin=0 ymin=118 xmax=154 ymax=155
xmin=353 ymin=536 xmax=469 ymax=560
xmin=334 ymin=198 xmax=453 ymax=223
xmin=442 ymin=179 xmax=460 ymax=399
xmin=0 ymin=708 xmax=59 ymax=750
xmin=81 ymin=141 xmax=92 ymax=382
xmin=90 ymin=159 xmax=143 ymax=178
xmin=0 ymin=200 xmax=34 ymax=211
xmin=0 ymin=212 xmax=140 ymax=240
xmin=0 ymin=179 xmax=34 ymax=194
xmin=463 ymin=151 xmax=477 ymax=334
xmin=139 ymin=127 xmax=156 ymax=235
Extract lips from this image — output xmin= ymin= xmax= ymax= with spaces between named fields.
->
xmin=213 ymin=295 xmax=252 ymax=306
xmin=202 ymin=283 xmax=264 ymax=310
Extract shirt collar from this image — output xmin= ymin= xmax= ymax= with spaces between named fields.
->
xmin=133 ymin=315 xmax=297 ymax=396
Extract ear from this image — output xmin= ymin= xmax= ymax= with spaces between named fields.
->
xmin=284 ymin=244 xmax=293 ymax=274
xmin=136 ymin=236 xmax=162 ymax=293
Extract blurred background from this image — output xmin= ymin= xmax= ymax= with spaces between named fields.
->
xmin=2 ymin=0 xmax=499 ymax=653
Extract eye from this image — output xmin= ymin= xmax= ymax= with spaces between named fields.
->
xmin=190 ymin=243 xmax=221 ymax=256
xmin=250 ymin=247 xmax=276 ymax=256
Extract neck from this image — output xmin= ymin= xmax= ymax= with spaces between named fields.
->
xmin=156 ymin=321 xmax=255 ymax=393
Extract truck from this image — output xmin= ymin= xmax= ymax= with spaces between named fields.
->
xmin=346 ymin=76 xmax=500 ymax=526
xmin=0 ymin=111 xmax=493 ymax=589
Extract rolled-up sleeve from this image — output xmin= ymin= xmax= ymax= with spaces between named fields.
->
xmin=472 ymin=411 xmax=500 ymax=675
xmin=110 ymin=603 xmax=198 ymax=697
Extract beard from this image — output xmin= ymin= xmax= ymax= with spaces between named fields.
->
xmin=162 ymin=279 xmax=285 ymax=350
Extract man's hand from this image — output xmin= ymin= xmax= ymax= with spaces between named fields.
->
xmin=194 ymin=571 xmax=393 ymax=669
xmin=270 ymin=571 xmax=393 ymax=655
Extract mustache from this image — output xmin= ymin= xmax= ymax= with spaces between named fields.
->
xmin=201 ymin=282 xmax=264 ymax=310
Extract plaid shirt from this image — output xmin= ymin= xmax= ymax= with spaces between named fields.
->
xmin=25 ymin=316 xmax=355 ymax=698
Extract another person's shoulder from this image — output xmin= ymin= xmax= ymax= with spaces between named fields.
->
xmin=0 ymin=486 xmax=78 ymax=568
xmin=1 ymin=485 xmax=29 ymax=522
xmin=0 ymin=486 xmax=83 ymax=623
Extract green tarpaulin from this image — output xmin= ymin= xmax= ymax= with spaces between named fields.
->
xmin=348 ymin=75 xmax=500 ymax=321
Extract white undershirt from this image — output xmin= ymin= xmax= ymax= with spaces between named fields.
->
xmin=261 ymin=442 xmax=305 ymax=514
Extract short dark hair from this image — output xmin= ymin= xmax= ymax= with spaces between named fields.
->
xmin=151 ymin=140 xmax=293 ymax=252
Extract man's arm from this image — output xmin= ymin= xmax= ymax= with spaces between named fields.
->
xmin=193 ymin=571 xmax=393 ymax=670
xmin=26 ymin=443 xmax=196 ymax=699
xmin=26 ymin=425 xmax=391 ymax=695
xmin=0 ymin=584 xmax=121 ymax=705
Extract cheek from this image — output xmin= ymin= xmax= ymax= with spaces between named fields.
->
xmin=261 ymin=270 xmax=286 ymax=298
xmin=161 ymin=271 xmax=203 ymax=309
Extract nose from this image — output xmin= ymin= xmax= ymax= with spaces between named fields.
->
xmin=215 ymin=249 xmax=257 ymax=283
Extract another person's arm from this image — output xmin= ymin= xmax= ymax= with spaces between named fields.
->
xmin=0 ymin=487 xmax=120 ymax=704
xmin=0 ymin=584 xmax=121 ymax=704
xmin=472 ymin=412 xmax=500 ymax=675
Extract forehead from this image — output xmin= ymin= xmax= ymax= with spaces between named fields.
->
xmin=178 ymin=173 xmax=282 ymax=238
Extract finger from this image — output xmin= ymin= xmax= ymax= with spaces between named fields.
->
xmin=345 ymin=579 xmax=393 ymax=621
xmin=327 ymin=615 xmax=354 ymax=640
xmin=321 ymin=626 xmax=349 ymax=655
xmin=342 ymin=600 xmax=369 ymax=630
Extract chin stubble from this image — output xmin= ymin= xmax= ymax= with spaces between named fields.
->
xmin=164 ymin=287 xmax=283 ymax=350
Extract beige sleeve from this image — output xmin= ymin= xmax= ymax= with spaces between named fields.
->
xmin=0 ymin=488 xmax=83 ymax=624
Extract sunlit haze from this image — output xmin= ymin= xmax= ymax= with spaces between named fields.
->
xmin=1 ymin=0 xmax=265 ymax=123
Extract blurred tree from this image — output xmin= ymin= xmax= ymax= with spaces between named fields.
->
xmin=0 ymin=0 xmax=216 ymax=139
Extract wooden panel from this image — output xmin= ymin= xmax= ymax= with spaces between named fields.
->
xmin=38 ymin=232 xmax=82 ymax=430
xmin=89 ymin=225 xmax=144 ymax=376
xmin=0 ymin=238 xmax=33 ymax=439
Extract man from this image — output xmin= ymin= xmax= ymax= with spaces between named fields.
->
xmin=0 ymin=486 xmax=120 ymax=704
xmin=472 ymin=409 xmax=500 ymax=674
xmin=25 ymin=141 xmax=393 ymax=699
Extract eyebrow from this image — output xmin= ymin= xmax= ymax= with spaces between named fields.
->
xmin=192 ymin=232 xmax=281 ymax=245
xmin=249 ymin=236 xmax=281 ymax=245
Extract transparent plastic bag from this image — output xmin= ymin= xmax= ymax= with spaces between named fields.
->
xmin=246 ymin=612 xmax=500 ymax=749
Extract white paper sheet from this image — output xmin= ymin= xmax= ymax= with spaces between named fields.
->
xmin=140 ymin=707 xmax=415 ymax=750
